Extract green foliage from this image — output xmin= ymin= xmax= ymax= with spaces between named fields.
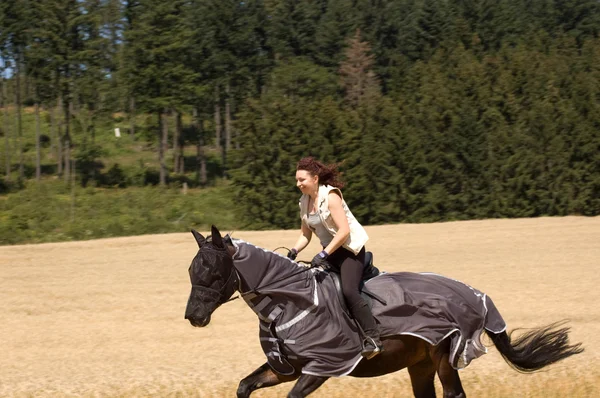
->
xmin=1 ymin=0 xmax=600 ymax=244
xmin=0 ymin=180 xmax=237 ymax=245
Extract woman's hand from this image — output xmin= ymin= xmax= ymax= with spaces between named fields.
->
xmin=311 ymin=250 xmax=331 ymax=270
xmin=287 ymin=248 xmax=298 ymax=260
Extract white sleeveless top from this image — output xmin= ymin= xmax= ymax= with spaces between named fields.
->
xmin=299 ymin=184 xmax=368 ymax=255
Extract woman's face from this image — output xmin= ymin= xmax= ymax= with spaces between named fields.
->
xmin=295 ymin=169 xmax=318 ymax=195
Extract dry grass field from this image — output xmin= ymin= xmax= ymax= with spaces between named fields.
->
xmin=1 ymin=216 xmax=599 ymax=397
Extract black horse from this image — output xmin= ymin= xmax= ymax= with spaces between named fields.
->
xmin=185 ymin=226 xmax=583 ymax=398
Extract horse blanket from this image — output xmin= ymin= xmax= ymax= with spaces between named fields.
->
xmin=231 ymin=241 xmax=506 ymax=377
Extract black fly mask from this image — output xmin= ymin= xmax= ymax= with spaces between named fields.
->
xmin=185 ymin=227 xmax=238 ymax=327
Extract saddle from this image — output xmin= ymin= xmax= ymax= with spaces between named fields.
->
xmin=329 ymin=252 xmax=387 ymax=316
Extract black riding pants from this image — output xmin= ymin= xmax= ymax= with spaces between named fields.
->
xmin=327 ymin=246 xmax=379 ymax=338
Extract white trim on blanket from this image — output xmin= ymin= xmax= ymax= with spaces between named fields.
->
xmin=302 ymin=354 xmax=364 ymax=378
xmin=275 ymin=276 xmax=319 ymax=332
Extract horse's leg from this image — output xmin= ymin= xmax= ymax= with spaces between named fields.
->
xmin=431 ymin=340 xmax=466 ymax=398
xmin=407 ymin=358 xmax=437 ymax=398
xmin=287 ymin=374 xmax=329 ymax=398
xmin=237 ymin=362 xmax=299 ymax=398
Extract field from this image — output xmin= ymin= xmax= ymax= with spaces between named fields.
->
xmin=1 ymin=216 xmax=599 ymax=397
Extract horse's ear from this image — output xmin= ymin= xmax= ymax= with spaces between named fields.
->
xmin=191 ymin=229 xmax=205 ymax=248
xmin=211 ymin=225 xmax=224 ymax=248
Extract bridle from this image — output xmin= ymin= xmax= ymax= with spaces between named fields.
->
xmin=191 ymin=254 xmax=240 ymax=305
xmin=192 ymin=243 xmax=313 ymax=304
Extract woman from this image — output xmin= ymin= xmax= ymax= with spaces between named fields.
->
xmin=287 ymin=157 xmax=383 ymax=359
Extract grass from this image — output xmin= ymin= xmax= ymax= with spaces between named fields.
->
xmin=0 ymin=179 xmax=238 ymax=245
xmin=1 ymin=217 xmax=598 ymax=397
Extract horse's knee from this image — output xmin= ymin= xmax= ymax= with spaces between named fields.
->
xmin=287 ymin=375 xmax=328 ymax=398
xmin=236 ymin=363 xmax=277 ymax=398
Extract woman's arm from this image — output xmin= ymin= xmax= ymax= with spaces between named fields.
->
xmin=292 ymin=221 xmax=312 ymax=253
xmin=323 ymin=191 xmax=350 ymax=256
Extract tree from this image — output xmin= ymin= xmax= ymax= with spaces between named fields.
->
xmin=1 ymin=0 xmax=31 ymax=181
xmin=339 ymin=29 xmax=381 ymax=108
xmin=123 ymin=0 xmax=195 ymax=185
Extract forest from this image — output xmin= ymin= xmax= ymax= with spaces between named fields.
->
xmin=1 ymin=0 xmax=599 ymax=243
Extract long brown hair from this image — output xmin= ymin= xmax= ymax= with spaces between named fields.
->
xmin=296 ymin=157 xmax=345 ymax=189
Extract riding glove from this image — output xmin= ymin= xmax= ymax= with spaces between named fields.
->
xmin=311 ymin=250 xmax=331 ymax=270
xmin=287 ymin=248 xmax=298 ymax=260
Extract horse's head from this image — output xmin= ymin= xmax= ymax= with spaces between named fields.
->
xmin=185 ymin=225 xmax=238 ymax=328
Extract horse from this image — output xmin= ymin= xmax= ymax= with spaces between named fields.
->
xmin=184 ymin=226 xmax=583 ymax=398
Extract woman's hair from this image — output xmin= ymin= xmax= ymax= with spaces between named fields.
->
xmin=296 ymin=157 xmax=345 ymax=188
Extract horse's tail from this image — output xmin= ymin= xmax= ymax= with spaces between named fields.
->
xmin=486 ymin=321 xmax=583 ymax=372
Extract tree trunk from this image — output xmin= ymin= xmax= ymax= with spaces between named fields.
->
xmin=15 ymin=58 xmax=24 ymax=180
xmin=57 ymin=97 xmax=63 ymax=175
xmin=70 ymin=158 xmax=76 ymax=222
xmin=2 ymin=77 xmax=10 ymax=180
xmin=129 ymin=96 xmax=135 ymax=138
xmin=50 ymin=101 xmax=56 ymax=166
xmin=64 ymin=135 xmax=70 ymax=182
xmin=194 ymin=108 xmax=207 ymax=186
xmin=25 ymin=70 xmax=31 ymax=101
xmin=214 ymin=85 xmax=221 ymax=150
xmin=173 ymin=110 xmax=180 ymax=173
xmin=159 ymin=110 xmax=168 ymax=186
xmin=225 ymin=82 xmax=232 ymax=151
xmin=90 ymin=108 xmax=96 ymax=143
xmin=64 ymin=99 xmax=72 ymax=183
xmin=35 ymin=102 xmax=41 ymax=181
xmin=177 ymin=111 xmax=184 ymax=174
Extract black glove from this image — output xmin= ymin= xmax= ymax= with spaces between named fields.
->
xmin=311 ymin=250 xmax=331 ymax=270
xmin=287 ymin=248 xmax=298 ymax=260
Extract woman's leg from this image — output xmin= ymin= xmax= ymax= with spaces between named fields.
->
xmin=329 ymin=247 xmax=383 ymax=359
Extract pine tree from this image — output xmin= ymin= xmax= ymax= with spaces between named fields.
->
xmin=1 ymin=0 xmax=31 ymax=181
xmin=123 ymin=0 xmax=195 ymax=185
xmin=339 ymin=29 xmax=381 ymax=108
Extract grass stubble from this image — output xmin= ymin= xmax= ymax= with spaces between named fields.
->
xmin=1 ymin=216 xmax=598 ymax=397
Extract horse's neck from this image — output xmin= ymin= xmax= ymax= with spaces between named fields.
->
xmin=233 ymin=240 xmax=302 ymax=292
xmin=234 ymin=241 xmax=318 ymax=322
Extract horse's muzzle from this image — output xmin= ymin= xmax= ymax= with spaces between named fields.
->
xmin=187 ymin=315 xmax=211 ymax=327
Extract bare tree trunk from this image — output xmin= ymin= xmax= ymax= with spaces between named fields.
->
xmin=70 ymin=158 xmax=76 ymax=222
xmin=225 ymin=82 xmax=232 ymax=151
xmin=129 ymin=96 xmax=135 ymax=138
xmin=214 ymin=85 xmax=221 ymax=150
xmin=64 ymin=136 xmax=70 ymax=182
xmin=57 ymin=97 xmax=63 ymax=176
xmin=35 ymin=102 xmax=41 ymax=181
xmin=173 ymin=110 xmax=180 ymax=173
xmin=64 ymin=99 xmax=72 ymax=183
xmin=177 ymin=111 xmax=184 ymax=174
xmin=50 ymin=101 xmax=56 ymax=165
xmin=2 ymin=77 xmax=10 ymax=180
xmin=25 ymin=71 xmax=31 ymax=101
xmin=159 ymin=110 xmax=168 ymax=186
xmin=15 ymin=58 xmax=24 ymax=180
xmin=193 ymin=108 xmax=207 ymax=186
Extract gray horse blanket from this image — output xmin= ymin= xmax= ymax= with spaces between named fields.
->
xmin=232 ymin=240 xmax=506 ymax=377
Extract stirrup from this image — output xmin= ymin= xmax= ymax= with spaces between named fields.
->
xmin=361 ymin=336 xmax=383 ymax=360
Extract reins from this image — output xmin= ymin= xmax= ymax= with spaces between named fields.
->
xmin=201 ymin=244 xmax=314 ymax=304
